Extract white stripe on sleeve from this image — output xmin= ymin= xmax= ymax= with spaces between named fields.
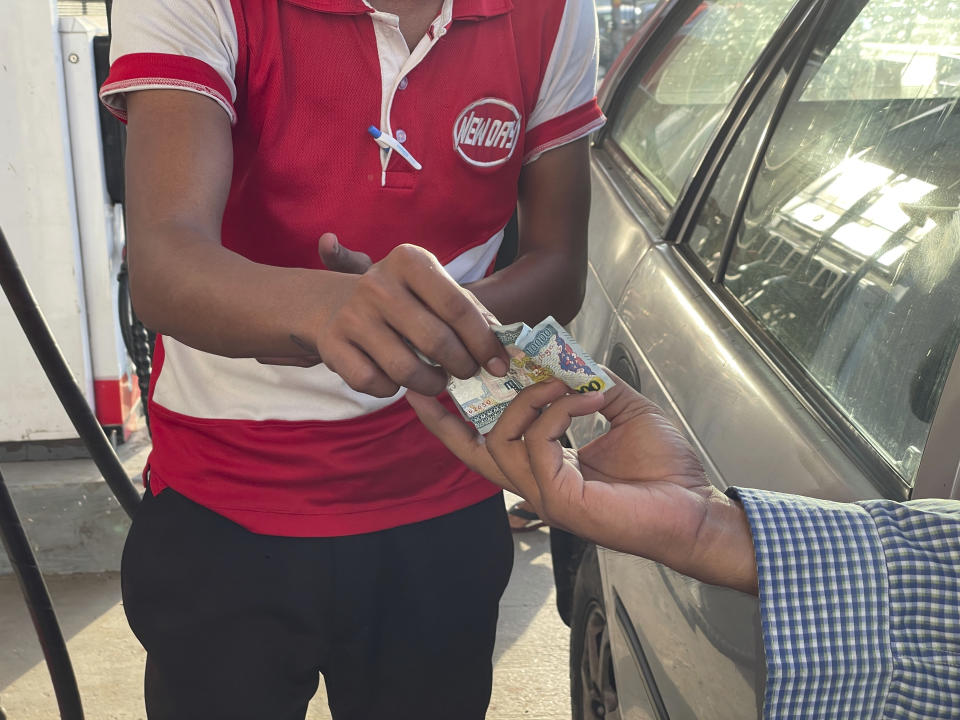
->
xmin=108 ymin=0 xmax=238 ymax=103
xmin=526 ymin=0 xmax=600 ymax=133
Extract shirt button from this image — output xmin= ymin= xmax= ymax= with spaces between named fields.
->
xmin=398 ymin=76 xmax=409 ymax=90
xmin=395 ymin=129 xmax=407 ymax=143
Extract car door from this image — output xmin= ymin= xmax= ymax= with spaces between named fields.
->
xmin=570 ymin=0 xmax=960 ymax=718
xmin=570 ymin=2 xmax=814 ymax=717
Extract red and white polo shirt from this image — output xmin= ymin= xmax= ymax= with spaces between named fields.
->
xmin=101 ymin=0 xmax=604 ymax=536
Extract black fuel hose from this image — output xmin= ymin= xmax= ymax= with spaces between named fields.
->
xmin=0 ymin=8 xmax=127 ymax=719
xmin=117 ymin=257 xmax=154 ymax=431
xmin=0 ymin=467 xmax=84 ymax=720
xmin=0 ymin=225 xmax=141 ymax=518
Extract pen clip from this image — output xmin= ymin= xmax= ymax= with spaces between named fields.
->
xmin=367 ymin=125 xmax=423 ymax=171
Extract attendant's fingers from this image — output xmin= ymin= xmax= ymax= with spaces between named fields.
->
xmin=406 ymin=392 xmax=519 ymax=494
xmin=318 ymin=233 xmax=373 ymax=274
xmin=321 ymin=342 xmax=399 ymax=398
xmin=353 ymin=320 xmax=449 ymax=395
xmin=356 ymin=276 xmax=482 ymax=381
xmin=462 ymin=288 xmax=501 ymax=327
xmin=389 ymin=246 xmax=509 ymax=376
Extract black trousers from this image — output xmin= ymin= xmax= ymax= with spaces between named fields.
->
xmin=121 ymin=488 xmax=514 ymax=720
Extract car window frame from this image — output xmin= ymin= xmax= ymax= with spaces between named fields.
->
xmin=595 ymin=0 xmax=815 ymax=234
xmin=669 ymin=0 xmax=960 ymax=500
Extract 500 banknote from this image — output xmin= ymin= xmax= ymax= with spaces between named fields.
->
xmin=447 ymin=317 xmax=612 ymax=434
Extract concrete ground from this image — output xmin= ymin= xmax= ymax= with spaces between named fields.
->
xmin=0 ymin=466 xmax=571 ymax=718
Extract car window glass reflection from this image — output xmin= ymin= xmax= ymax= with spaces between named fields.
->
xmin=720 ymin=0 xmax=960 ymax=484
xmin=608 ymin=0 xmax=795 ymax=206
xmin=597 ymin=1 xmax=658 ymax=78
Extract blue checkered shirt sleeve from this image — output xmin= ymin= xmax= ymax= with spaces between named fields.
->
xmin=729 ymin=487 xmax=960 ymax=720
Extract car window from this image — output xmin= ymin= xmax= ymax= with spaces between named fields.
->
xmin=597 ymin=1 xmax=659 ymax=78
xmin=606 ymin=0 xmax=796 ymax=207
xmin=693 ymin=0 xmax=960 ymax=484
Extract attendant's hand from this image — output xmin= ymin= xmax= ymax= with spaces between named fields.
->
xmin=255 ymin=234 xmax=368 ymax=368
xmin=307 ymin=234 xmax=508 ymax=397
xmin=407 ymin=375 xmax=758 ymax=594
xmin=317 ymin=232 xmax=373 ymax=274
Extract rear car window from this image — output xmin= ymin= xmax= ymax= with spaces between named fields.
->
xmin=606 ymin=0 xmax=796 ymax=206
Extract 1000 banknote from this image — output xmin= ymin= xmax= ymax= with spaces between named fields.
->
xmin=447 ymin=317 xmax=612 ymax=434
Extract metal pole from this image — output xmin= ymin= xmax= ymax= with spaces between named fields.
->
xmin=0 ymin=225 xmax=141 ymax=518
xmin=0 ymin=467 xmax=84 ymax=720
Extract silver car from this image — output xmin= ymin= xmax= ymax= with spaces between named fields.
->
xmin=553 ymin=0 xmax=960 ymax=717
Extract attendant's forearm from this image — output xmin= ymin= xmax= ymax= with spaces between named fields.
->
xmin=467 ymin=250 xmax=586 ymax=326
xmin=129 ymin=223 xmax=350 ymax=358
xmin=476 ymin=138 xmax=590 ymax=325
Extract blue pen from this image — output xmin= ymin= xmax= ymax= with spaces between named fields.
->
xmin=368 ymin=125 xmax=423 ymax=171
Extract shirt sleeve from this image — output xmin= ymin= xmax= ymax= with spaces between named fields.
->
xmin=729 ymin=487 xmax=960 ymax=720
xmin=522 ymin=0 xmax=606 ymax=164
xmin=99 ymin=0 xmax=239 ymax=124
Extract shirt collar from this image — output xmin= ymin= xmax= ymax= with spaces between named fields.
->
xmin=282 ymin=0 xmax=372 ymax=15
xmin=284 ymin=0 xmax=513 ymax=18
xmin=451 ymin=0 xmax=514 ymax=20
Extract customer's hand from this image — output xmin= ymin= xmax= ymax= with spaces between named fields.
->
xmin=407 ymin=375 xmax=758 ymax=594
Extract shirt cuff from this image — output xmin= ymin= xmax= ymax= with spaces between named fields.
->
xmin=856 ymin=498 xmax=960 ymax=718
xmin=522 ymin=99 xmax=605 ymax=164
xmin=728 ymin=487 xmax=892 ymax=720
xmin=100 ymin=53 xmax=237 ymax=125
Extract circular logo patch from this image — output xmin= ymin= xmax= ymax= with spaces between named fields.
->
xmin=453 ymin=98 xmax=522 ymax=168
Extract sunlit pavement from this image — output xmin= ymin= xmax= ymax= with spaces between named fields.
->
xmin=0 ymin=489 xmax=570 ymax=719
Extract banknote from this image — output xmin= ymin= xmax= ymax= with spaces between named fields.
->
xmin=448 ymin=317 xmax=612 ymax=434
